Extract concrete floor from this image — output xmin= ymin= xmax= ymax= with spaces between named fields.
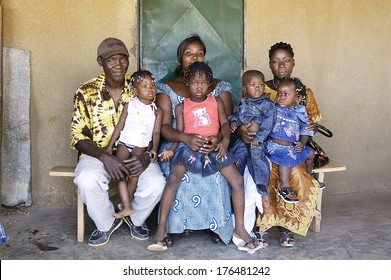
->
xmin=1 ymin=192 xmax=390 ymax=261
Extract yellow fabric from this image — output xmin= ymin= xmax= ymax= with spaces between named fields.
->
xmin=257 ymin=84 xmax=322 ymax=236
xmin=70 ymin=72 xmax=132 ymax=158
xmin=257 ymin=163 xmax=319 ymax=236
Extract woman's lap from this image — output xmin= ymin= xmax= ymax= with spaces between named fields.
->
xmin=257 ymin=162 xmax=319 ymax=236
xmin=159 ymin=142 xmax=234 ymax=245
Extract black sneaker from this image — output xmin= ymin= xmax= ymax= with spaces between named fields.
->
xmin=123 ymin=216 xmax=150 ymax=240
xmin=88 ymin=218 xmax=123 ymax=246
xmin=277 ymin=186 xmax=299 ymax=204
xmin=312 ymin=174 xmax=326 ymax=190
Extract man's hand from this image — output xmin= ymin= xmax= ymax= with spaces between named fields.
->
xmin=123 ymin=153 xmax=150 ymax=177
xmin=100 ymin=153 xmax=129 ymax=182
xmin=236 ymin=123 xmax=256 ymax=144
xmin=183 ymin=134 xmax=209 ymax=152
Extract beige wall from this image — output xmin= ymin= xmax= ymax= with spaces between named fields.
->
xmin=1 ymin=0 xmax=390 ymax=205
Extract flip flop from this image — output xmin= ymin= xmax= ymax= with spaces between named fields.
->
xmin=147 ymin=241 xmax=167 ymax=251
xmin=232 ymin=235 xmax=264 ymax=253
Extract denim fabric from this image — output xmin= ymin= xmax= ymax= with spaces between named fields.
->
xmin=0 ymin=221 xmax=10 ymax=244
xmin=229 ymin=96 xmax=276 ymax=195
xmin=230 ymin=96 xmax=276 ymax=143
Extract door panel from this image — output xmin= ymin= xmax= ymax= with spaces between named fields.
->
xmin=140 ymin=0 xmax=243 ymax=104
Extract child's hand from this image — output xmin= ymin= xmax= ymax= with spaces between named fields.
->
xmin=105 ymin=146 xmax=113 ymax=154
xmin=201 ymin=136 xmax=218 ymax=154
xmin=250 ymin=139 xmax=259 ymax=146
xmin=150 ymin=150 xmax=158 ymax=163
xmin=294 ymin=141 xmax=304 ymax=152
xmin=215 ymin=139 xmax=229 ymax=160
xmin=230 ymin=122 xmax=237 ymax=133
xmin=158 ymin=149 xmax=174 ymax=162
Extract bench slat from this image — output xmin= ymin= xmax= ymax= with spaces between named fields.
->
xmin=49 ymin=166 xmax=75 ymax=177
xmin=313 ymin=160 xmax=346 ymax=173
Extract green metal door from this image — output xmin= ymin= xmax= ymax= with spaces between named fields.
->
xmin=140 ymin=0 xmax=243 ymax=104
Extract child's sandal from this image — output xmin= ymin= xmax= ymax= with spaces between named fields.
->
xmin=277 ymin=186 xmax=299 ymax=204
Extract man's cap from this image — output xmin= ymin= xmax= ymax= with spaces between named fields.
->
xmin=97 ymin=37 xmax=130 ymax=59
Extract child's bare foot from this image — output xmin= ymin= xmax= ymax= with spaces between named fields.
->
xmin=113 ymin=205 xmax=133 ymax=218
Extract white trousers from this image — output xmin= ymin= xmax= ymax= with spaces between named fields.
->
xmin=243 ymin=166 xmax=264 ymax=234
xmin=74 ymin=155 xmax=165 ymax=231
xmin=231 ymin=166 xmax=264 ymax=236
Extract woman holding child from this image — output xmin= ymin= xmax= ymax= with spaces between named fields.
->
xmin=155 ymin=34 xmax=241 ymax=247
xmin=238 ymin=42 xmax=322 ymax=247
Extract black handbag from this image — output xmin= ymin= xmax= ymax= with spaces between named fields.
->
xmin=307 ymin=123 xmax=333 ymax=169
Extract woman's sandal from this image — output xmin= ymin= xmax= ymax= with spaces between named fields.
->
xmin=147 ymin=241 xmax=167 ymax=251
xmin=211 ymin=233 xmax=222 ymax=244
xmin=279 ymin=231 xmax=295 ymax=247
xmin=277 ymin=186 xmax=299 ymax=204
xmin=147 ymin=234 xmax=173 ymax=251
xmin=232 ymin=235 xmax=264 ymax=253
xmin=163 ymin=234 xmax=174 ymax=247
xmin=254 ymin=231 xmax=270 ymax=248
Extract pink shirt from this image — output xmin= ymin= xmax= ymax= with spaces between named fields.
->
xmin=183 ymin=96 xmax=219 ymax=138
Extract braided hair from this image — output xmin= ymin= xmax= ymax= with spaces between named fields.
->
xmin=130 ymin=70 xmax=156 ymax=88
xmin=278 ymin=77 xmax=307 ymax=106
xmin=184 ymin=61 xmax=213 ymax=85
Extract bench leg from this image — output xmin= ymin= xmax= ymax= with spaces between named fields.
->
xmin=310 ymin=172 xmax=324 ymax=233
xmin=77 ymin=189 xmax=85 ymax=242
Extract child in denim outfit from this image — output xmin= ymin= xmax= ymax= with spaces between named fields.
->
xmin=265 ymin=77 xmax=315 ymax=203
xmin=229 ymin=70 xmax=276 ymax=195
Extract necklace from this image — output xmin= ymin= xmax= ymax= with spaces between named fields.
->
xmin=272 ymin=78 xmax=278 ymax=89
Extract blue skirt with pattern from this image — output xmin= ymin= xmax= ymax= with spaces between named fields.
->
xmin=170 ymin=143 xmax=238 ymax=176
xmin=266 ymin=139 xmax=311 ymax=167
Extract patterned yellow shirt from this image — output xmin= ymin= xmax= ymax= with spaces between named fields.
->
xmin=264 ymin=84 xmax=322 ymax=122
xmin=70 ymin=72 xmax=132 ymax=158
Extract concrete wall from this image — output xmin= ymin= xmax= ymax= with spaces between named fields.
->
xmin=1 ymin=0 xmax=390 ymax=205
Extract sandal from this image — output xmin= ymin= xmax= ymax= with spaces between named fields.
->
xmin=278 ymin=186 xmax=299 ymax=204
xmin=211 ymin=233 xmax=222 ymax=244
xmin=254 ymin=231 xmax=270 ymax=248
xmin=232 ymin=235 xmax=264 ymax=254
xmin=147 ymin=241 xmax=167 ymax=251
xmin=163 ymin=233 xmax=174 ymax=247
xmin=279 ymin=231 xmax=295 ymax=247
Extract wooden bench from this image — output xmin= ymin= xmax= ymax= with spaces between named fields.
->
xmin=49 ymin=160 xmax=346 ymax=242
xmin=49 ymin=166 xmax=118 ymax=242
xmin=310 ymin=160 xmax=346 ymax=232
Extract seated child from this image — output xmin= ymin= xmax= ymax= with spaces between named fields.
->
xmin=229 ymin=70 xmax=276 ymax=195
xmin=265 ymin=77 xmax=315 ymax=203
xmin=106 ymin=70 xmax=169 ymax=218
xmin=148 ymin=62 xmax=262 ymax=253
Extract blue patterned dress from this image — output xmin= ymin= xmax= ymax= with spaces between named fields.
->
xmin=266 ymin=105 xmax=314 ymax=167
xmin=156 ymin=81 xmax=234 ymax=245
xmin=0 ymin=221 xmax=9 ymax=244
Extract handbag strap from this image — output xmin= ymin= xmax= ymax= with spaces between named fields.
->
xmin=315 ymin=123 xmax=333 ymax=138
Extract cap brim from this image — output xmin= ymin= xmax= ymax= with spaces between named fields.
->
xmin=99 ymin=50 xmax=129 ymax=59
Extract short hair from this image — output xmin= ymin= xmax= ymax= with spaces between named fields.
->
xmin=175 ymin=34 xmax=207 ymax=77
xmin=242 ymin=70 xmax=265 ymax=85
xmin=268 ymin=42 xmax=294 ymax=60
xmin=130 ymin=70 xmax=156 ymax=88
xmin=184 ymin=62 xmax=213 ymax=85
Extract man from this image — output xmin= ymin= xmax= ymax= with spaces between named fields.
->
xmin=70 ymin=37 xmax=165 ymax=246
